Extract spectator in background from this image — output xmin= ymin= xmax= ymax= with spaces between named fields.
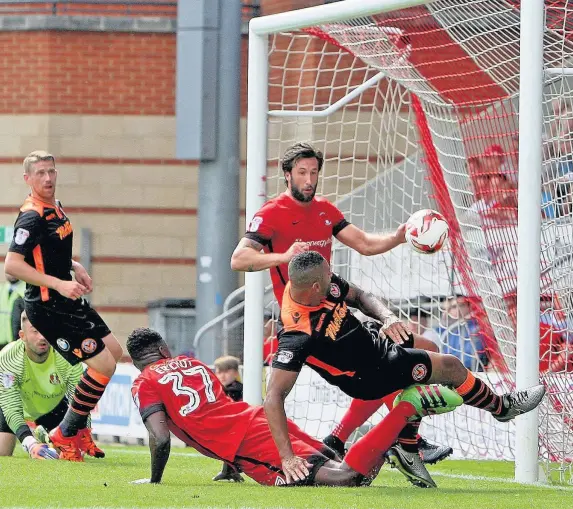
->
xmin=469 ymin=146 xmax=518 ymax=227
xmin=434 ymin=297 xmax=487 ymax=371
xmin=407 ymin=307 xmax=440 ymax=347
xmin=212 ymin=355 xmax=244 ymax=482
xmin=0 ymin=276 xmax=25 ymax=351
xmin=214 ymin=355 xmax=243 ymax=403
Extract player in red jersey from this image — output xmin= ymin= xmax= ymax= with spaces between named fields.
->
xmin=231 ymin=142 xmax=409 ymax=306
xmin=230 ymin=142 xmax=451 ymax=464
xmin=127 ymin=327 xmax=462 ymax=486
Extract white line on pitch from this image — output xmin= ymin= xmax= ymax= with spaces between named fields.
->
xmin=107 ymin=448 xmax=573 ymax=491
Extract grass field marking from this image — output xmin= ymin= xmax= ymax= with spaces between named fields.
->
xmin=108 ymin=448 xmax=573 ymax=492
xmin=429 ymin=470 xmax=573 ymax=492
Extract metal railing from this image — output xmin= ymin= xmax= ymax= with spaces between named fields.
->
xmin=193 ymin=282 xmax=274 ymax=359
xmin=0 ymin=1 xmax=261 ymax=22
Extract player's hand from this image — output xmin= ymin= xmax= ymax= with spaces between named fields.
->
xmin=281 ymin=455 xmax=312 ymax=484
xmin=284 ymin=242 xmax=309 ymax=262
xmin=394 ymin=223 xmax=407 ymax=244
xmin=130 ymin=478 xmax=154 ymax=485
xmin=73 ymin=263 xmax=93 ymax=293
xmin=56 ymin=280 xmax=87 ymax=300
xmin=23 ymin=437 xmax=59 ymax=460
xmin=379 ymin=316 xmax=412 ymax=344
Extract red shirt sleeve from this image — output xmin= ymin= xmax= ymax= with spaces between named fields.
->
xmin=132 ymin=376 xmax=165 ymax=421
xmin=325 ymin=201 xmax=350 ymax=236
xmin=244 ymin=203 xmax=277 ymax=246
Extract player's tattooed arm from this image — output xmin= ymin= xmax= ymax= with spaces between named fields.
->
xmin=346 ymin=283 xmax=412 ymax=344
xmin=345 ymin=282 xmax=396 ymax=322
xmin=231 ymin=236 xmax=298 ymax=272
xmin=144 ymin=411 xmax=171 ymax=484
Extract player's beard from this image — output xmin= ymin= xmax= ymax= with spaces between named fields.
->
xmin=291 ymin=182 xmax=317 ymax=203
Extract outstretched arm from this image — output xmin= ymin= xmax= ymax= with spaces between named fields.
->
xmin=336 ymin=224 xmax=406 ymax=256
xmin=230 ymin=237 xmax=308 ymax=272
xmin=141 ymin=411 xmax=171 ymax=484
xmin=345 ymin=282 xmax=411 ymax=344
xmin=264 ymin=368 xmax=311 ymax=483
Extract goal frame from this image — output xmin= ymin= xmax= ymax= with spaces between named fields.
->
xmin=243 ymin=0 xmax=546 ymax=484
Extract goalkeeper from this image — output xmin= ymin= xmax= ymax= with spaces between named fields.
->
xmin=0 ymin=311 xmax=99 ymax=459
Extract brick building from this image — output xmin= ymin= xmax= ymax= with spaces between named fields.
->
xmin=0 ymin=1 xmax=326 ymax=344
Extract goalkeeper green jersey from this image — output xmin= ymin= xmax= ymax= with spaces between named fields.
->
xmin=0 ymin=340 xmax=83 ymax=434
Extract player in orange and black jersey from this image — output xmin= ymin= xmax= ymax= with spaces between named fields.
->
xmin=4 ymin=150 xmax=124 ymax=461
xmin=264 ymin=251 xmax=546 ymax=487
xmin=231 ymin=142 xmax=452 ymax=465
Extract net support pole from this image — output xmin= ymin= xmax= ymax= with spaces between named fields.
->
xmin=243 ymin=27 xmax=269 ymax=405
xmin=515 ymin=0 xmax=545 ymax=484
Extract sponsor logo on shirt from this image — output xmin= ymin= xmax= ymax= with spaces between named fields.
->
xmin=294 ymin=238 xmax=332 ymax=248
xmin=56 ymin=220 xmax=73 ymax=240
xmin=14 ymin=228 xmax=30 ymax=245
xmin=315 ymin=312 xmax=327 ymax=332
xmin=325 ymin=303 xmax=348 ymax=341
xmin=56 ymin=338 xmax=70 ymax=352
xmin=277 ymin=351 xmax=294 ymax=364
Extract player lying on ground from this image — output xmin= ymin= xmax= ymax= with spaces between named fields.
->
xmin=231 ymin=142 xmax=452 ymax=464
xmin=4 ymin=151 xmax=123 ymax=461
xmin=127 ymin=327 xmax=462 ymax=487
xmin=264 ymin=251 xmax=546 ymax=488
xmin=0 ymin=311 xmax=102 ymax=460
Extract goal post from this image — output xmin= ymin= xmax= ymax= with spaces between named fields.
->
xmin=515 ymin=0 xmax=544 ymax=484
xmin=243 ymin=0 xmax=570 ymax=484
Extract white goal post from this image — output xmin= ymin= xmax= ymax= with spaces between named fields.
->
xmin=243 ymin=0 xmax=568 ymax=485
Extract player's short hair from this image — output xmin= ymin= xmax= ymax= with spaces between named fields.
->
xmin=281 ymin=142 xmax=324 ymax=184
xmin=23 ymin=150 xmax=56 ymax=174
xmin=288 ymin=250 xmax=327 ymax=287
xmin=214 ymin=355 xmax=240 ymax=372
xmin=127 ymin=327 xmax=165 ymax=361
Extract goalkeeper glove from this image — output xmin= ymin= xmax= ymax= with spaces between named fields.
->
xmin=22 ymin=436 xmax=59 ymax=460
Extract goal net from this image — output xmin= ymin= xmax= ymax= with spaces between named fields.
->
xmin=248 ymin=0 xmax=573 ymax=482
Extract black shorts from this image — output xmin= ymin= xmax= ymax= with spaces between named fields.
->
xmin=342 ymin=334 xmax=432 ymax=400
xmin=25 ymin=298 xmax=110 ymax=366
xmin=0 ymin=397 xmax=68 ymax=436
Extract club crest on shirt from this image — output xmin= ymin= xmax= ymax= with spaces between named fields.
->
xmin=14 ymin=228 xmax=30 ymax=245
xmin=412 ymin=363 xmax=428 ymax=381
xmin=81 ymin=338 xmax=98 ymax=354
xmin=277 ymin=351 xmax=293 ymax=364
xmin=49 ymin=373 xmax=61 ymax=385
xmin=329 ymin=283 xmax=340 ymax=298
xmin=291 ymin=311 xmax=301 ymax=324
xmin=0 ymin=373 xmax=15 ymax=388
xmin=248 ymin=216 xmax=263 ymax=232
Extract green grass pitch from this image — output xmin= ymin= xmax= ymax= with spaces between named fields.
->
xmin=0 ymin=445 xmax=571 ymax=508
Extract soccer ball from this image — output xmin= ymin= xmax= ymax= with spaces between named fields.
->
xmin=405 ymin=209 xmax=449 ymax=254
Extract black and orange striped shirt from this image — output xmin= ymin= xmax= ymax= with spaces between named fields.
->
xmin=273 ymin=274 xmax=385 ymax=400
xmin=9 ymin=196 xmax=73 ymax=303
